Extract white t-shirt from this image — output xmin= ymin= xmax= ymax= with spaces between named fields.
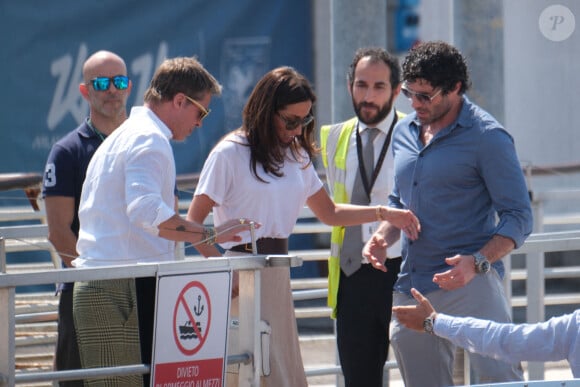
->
xmin=195 ymin=133 xmax=323 ymax=250
xmin=74 ymin=106 xmax=176 ymax=267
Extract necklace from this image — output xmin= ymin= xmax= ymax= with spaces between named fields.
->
xmin=86 ymin=118 xmax=106 ymax=142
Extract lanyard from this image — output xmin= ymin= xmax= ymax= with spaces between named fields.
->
xmin=355 ymin=112 xmax=398 ymax=200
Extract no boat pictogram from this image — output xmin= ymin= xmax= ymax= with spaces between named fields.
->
xmin=172 ymin=281 xmax=212 ymax=356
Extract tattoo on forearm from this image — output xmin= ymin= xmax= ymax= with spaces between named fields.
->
xmin=160 ymin=225 xmax=202 ymax=234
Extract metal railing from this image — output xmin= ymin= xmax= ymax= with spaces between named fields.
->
xmin=3 ymin=217 xmax=580 ymax=385
xmin=0 ymin=246 xmax=301 ymax=386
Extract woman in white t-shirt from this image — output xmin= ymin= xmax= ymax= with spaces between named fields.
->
xmin=187 ymin=66 xmax=419 ymax=387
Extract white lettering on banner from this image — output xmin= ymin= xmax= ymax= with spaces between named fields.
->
xmin=39 ymin=41 xmax=169 ymax=150
xmin=46 ymin=43 xmax=88 ymax=130
xmin=131 ymin=41 xmax=168 ymax=106
xmin=176 ymin=365 xmax=200 ymax=378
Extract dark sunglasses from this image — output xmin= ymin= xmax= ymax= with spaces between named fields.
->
xmin=401 ymin=83 xmax=442 ymax=104
xmin=89 ymin=75 xmax=130 ymax=91
xmin=277 ymin=112 xmax=314 ymax=131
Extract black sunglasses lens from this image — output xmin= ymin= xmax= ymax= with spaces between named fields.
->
xmin=113 ymin=76 xmax=129 ymax=90
xmin=92 ymin=78 xmax=111 ymax=91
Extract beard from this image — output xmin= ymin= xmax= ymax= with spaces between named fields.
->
xmin=352 ymin=94 xmax=394 ymax=126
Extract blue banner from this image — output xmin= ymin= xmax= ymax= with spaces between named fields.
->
xmin=0 ymin=0 xmax=312 ymax=177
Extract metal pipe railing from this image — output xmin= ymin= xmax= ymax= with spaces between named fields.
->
xmin=0 ymin=255 xmax=301 ymax=386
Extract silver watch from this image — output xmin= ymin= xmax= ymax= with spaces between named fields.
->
xmin=423 ymin=313 xmax=436 ymax=334
xmin=473 ymin=251 xmax=491 ymax=274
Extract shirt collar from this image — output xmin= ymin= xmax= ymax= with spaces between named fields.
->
xmin=79 ymin=121 xmax=93 ymax=138
xmin=359 ymin=108 xmax=396 ymax=135
xmin=455 ymin=96 xmax=473 ymax=128
xmin=131 ymin=106 xmax=174 ymax=140
xmin=410 ymin=96 xmax=472 ymax=134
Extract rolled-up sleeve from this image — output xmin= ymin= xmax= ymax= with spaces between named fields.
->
xmin=125 ymin=135 xmax=176 ymax=235
xmin=478 ymin=129 xmax=533 ymax=248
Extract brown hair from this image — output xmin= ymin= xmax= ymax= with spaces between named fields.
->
xmin=144 ymin=57 xmax=222 ymax=103
xmin=241 ymin=66 xmax=318 ymax=182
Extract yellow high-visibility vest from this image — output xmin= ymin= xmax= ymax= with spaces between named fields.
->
xmin=320 ymin=112 xmax=404 ymax=318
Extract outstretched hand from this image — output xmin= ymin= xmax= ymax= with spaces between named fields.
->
xmin=392 ymin=288 xmax=436 ymax=332
xmin=362 ymin=234 xmax=388 ymax=272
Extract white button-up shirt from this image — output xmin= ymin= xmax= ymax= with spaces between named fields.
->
xmin=74 ymin=106 xmax=177 ymax=267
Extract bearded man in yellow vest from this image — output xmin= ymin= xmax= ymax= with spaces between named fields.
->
xmin=320 ymin=47 xmax=405 ymax=387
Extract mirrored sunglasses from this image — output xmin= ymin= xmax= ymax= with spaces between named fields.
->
xmin=90 ymin=75 xmax=130 ymax=91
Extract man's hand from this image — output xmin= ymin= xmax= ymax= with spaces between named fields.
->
xmin=362 ymin=234 xmax=388 ymax=272
xmin=432 ymin=254 xmax=476 ymax=290
xmin=392 ymin=288 xmax=436 ymax=332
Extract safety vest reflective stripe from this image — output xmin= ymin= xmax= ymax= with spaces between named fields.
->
xmin=320 ymin=117 xmax=357 ymax=318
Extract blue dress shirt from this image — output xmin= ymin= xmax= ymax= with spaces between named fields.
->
xmin=389 ymin=97 xmax=533 ymax=295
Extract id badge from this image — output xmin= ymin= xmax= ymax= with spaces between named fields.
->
xmin=362 ymin=221 xmax=380 ymax=242
xmin=364 ymin=194 xmax=386 ymax=242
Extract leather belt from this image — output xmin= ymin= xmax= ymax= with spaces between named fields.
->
xmin=229 ymin=238 xmax=288 ymax=254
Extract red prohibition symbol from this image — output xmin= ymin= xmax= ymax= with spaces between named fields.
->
xmin=172 ymin=280 xmax=212 ymax=355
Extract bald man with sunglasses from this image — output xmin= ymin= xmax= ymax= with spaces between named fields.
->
xmin=42 ymin=50 xmax=132 ymax=386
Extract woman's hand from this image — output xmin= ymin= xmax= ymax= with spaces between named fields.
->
xmin=381 ymin=207 xmax=421 ymax=240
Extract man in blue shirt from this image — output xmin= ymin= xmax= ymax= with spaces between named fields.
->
xmin=43 ymin=50 xmax=132 ymax=386
xmin=394 ymin=288 xmax=580 ymax=379
xmin=364 ymin=41 xmax=533 ymax=386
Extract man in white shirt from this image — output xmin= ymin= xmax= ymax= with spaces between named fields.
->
xmin=393 ymin=288 xmax=580 ymax=378
xmin=73 ymin=56 xmax=252 ymax=386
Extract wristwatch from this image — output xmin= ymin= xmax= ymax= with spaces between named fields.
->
xmin=473 ymin=251 xmax=491 ymax=274
xmin=423 ymin=312 xmax=436 ymax=334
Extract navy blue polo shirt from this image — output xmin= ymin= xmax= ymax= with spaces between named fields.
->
xmin=42 ymin=121 xmax=104 ymax=290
